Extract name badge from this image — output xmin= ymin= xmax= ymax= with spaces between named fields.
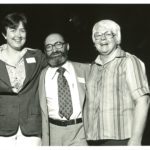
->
xmin=26 ymin=57 xmax=36 ymax=63
xmin=77 ymin=77 xmax=85 ymax=83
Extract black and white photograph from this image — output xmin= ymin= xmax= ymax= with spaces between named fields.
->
xmin=0 ymin=3 xmax=150 ymax=148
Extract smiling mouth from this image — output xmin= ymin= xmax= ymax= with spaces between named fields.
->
xmin=51 ymin=52 xmax=62 ymax=57
xmin=15 ymin=41 xmax=21 ymax=43
xmin=100 ymin=43 xmax=108 ymax=46
xmin=53 ymin=53 xmax=61 ymax=56
xmin=13 ymin=39 xmax=22 ymax=43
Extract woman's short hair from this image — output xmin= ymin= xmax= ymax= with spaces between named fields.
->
xmin=92 ymin=19 xmax=121 ymax=45
xmin=1 ymin=12 xmax=27 ymax=35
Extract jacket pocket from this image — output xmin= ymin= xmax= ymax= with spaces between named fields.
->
xmin=31 ymin=108 xmax=41 ymax=115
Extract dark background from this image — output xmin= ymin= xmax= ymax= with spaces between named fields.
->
xmin=0 ymin=4 xmax=150 ymax=145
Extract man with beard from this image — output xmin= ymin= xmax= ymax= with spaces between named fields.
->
xmin=38 ymin=33 xmax=90 ymax=146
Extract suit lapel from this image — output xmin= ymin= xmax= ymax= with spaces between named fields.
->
xmin=77 ymin=79 xmax=85 ymax=109
xmin=0 ymin=60 xmax=11 ymax=86
xmin=71 ymin=62 xmax=85 ymax=109
xmin=39 ymin=67 xmax=49 ymax=120
xmin=23 ymin=51 xmax=37 ymax=86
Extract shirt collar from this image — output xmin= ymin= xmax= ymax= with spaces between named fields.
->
xmin=0 ymin=44 xmax=27 ymax=66
xmin=95 ymin=47 xmax=126 ymax=65
xmin=0 ymin=44 xmax=7 ymax=51
xmin=50 ymin=61 xmax=71 ymax=79
xmin=0 ymin=44 xmax=27 ymax=55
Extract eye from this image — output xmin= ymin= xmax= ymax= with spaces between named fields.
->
xmin=46 ymin=45 xmax=52 ymax=50
xmin=55 ymin=42 xmax=64 ymax=49
xmin=106 ymin=33 xmax=112 ymax=36
xmin=9 ymin=28 xmax=16 ymax=32
xmin=105 ymin=33 xmax=112 ymax=37
xmin=94 ymin=34 xmax=102 ymax=40
xmin=20 ymin=28 xmax=26 ymax=33
xmin=55 ymin=43 xmax=62 ymax=46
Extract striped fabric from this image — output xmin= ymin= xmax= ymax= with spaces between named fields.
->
xmin=86 ymin=48 xmax=150 ymax=140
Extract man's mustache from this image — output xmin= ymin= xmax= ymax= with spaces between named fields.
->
xmin=51 ymin=51 xmax=62 ymax=55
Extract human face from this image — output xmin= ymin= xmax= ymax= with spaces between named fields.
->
xmin=4 ymin=22 xmax=26 ymax=51
xmin=45 ymin=34 xmax=69 ymax=67
xmin=93 ymin=27 xmax=117 ymax=56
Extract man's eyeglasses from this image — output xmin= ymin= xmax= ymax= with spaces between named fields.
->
xmin=94 ymin=32 xmax=115 ymax=40
xmin=45 ymin=42 xmax=65 ymax=52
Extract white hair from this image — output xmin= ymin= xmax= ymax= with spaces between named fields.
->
xmin=92 ymin=19 xmax=121 ymax=44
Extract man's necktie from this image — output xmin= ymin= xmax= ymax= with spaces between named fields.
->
xmin=57 ymin=67 xmax=73 ymax=120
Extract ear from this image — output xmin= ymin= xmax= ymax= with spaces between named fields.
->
xmin=66 ymin=43 xmax=70 ymax=51
xmin=2 ymin=33 xmax=6 ymax=40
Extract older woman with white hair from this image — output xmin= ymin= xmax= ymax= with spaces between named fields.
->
xmin=84 ymin=19 xmax=150 ymax=146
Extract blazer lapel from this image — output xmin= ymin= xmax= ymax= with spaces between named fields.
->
xmin=39 ymin=67 xmax=49 ymax=120
xmin=23 ymin=52 xmax=37 ymax=86
xmin=72 ymin=62 xmax=85 ymax=109
xmin=0 ymin=60 xmax=11 ymax=86
xmin=77 ymin=79 xmax=85 ymax=109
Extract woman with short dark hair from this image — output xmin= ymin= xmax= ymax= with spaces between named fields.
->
xmin=0 ymin=12 xmax=47 ymax=146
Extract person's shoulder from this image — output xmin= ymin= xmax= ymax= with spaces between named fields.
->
xmin=26 ymin=47 xmax=45 ymax=57
xmin=26 ymin=47 xmax=43 ymax=54
xmin=70 ymin=61 xmax=91 ymax=73
xmin=125 ymin=51 xmax=144 ymax=65
xmin=126 ymin=51 xmax=141 ymax=60
xmin=41 ymin=66 xmax=49 ymax=73
xmin=70 ymin=61 xmax=91 ymax=67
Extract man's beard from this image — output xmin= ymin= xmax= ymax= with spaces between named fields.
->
xmin=47 ymin=51 xmax=68 ymax=67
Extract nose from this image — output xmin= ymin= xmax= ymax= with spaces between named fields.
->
xmin=101 ymin=34 xmax=106 ymax=40
xmin=52 ymin=45 xmax=57 ymax=52
xmin=15 ymin=30 xmax=21 ymax=37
